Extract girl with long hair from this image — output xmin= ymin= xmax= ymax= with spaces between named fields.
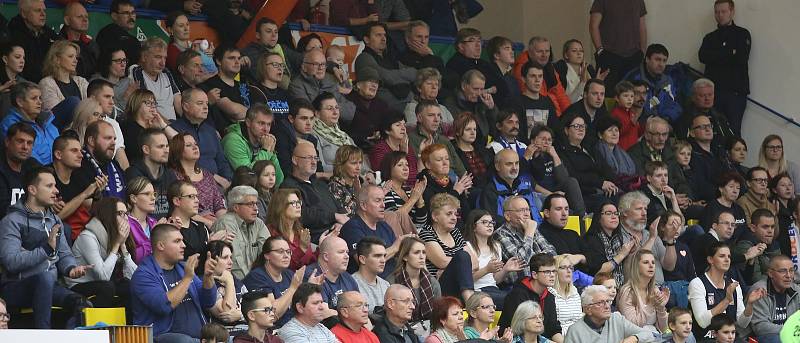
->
xmin=617 ymin=249 xmax=670 ymax=333
xmin=391 ymin=236 xmax=442 ymax=323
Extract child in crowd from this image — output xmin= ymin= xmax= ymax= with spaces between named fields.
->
xmin=200 ymin=323 xmax=229 ymax=343
xmin=708 ymin=314 xmax=736 ymax=343
xmin=666 ymin=307 xmax=696 ymax=343
xmin=326 ymin=45 xmax=353 ymax=94
xmin=592 ymin=272 xmax=618 ymax=311
xmin=610 ymin=81 xmax=643 ymax=150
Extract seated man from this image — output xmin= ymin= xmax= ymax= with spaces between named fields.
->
xmin=130 ymin=37 xmax=182 ymax=121
xmin=221 ymin=104 xmax=284 ymax=183
xmin=0 ymin=166 xmax=92 ymax=329
xmin=407 ymin=100 xmax=466 ymax=176
xmin=170 ymin=88 xmax=234 ymax=183
xmin=690 ymin=211 xmax=746 ymax=274
xmin=398 ymin=21 xmax=445 ymax=73
xmin=623 ymin=44 xmax=682 ymax=124
xmin=9 ymin=0 xmax=57 ymax=83
xmin=240 ymin=17 xmax=301 ymax=86
xmin=280 ymin=141 xmax=347 ymax=242
xmin=498 ymin=253 xmax=563 ymax=342
xmin=372 ymin=284 xmax=421 ymax=343
xmin=442 ymin=70 xmax=497 ymax=148
xmin=445 ymin=28 xmax=496 ymax=92
xmin=200 ymin=45 xmax=250 ymax=130
xmin=274 ymin=99 xmax=321 ymax=177
xmin=565 ymin=285 xmax=656 ymax=342
xmin=688 ymin=114 xmax=725 ymax=203
xmin=537 ymin=194 xmax=586 ymax=268
xmin=559 ymin=79 xmax=609 ymax=149
xmin=235 ymin=290 xmax=283 ymax=343
xmin=618 ymin=191 xmax=672 ymax=285
xmin=344 ymin=67 xmax=393 ymax=149
xmin=289 ymin=49 xmax=356 ymax=123
xmin=0 ymin=122 xmax=41 ymax=218
xmin=750 ymin=255 xmax=800 ymax=343
xmin=130 ymin=223 xmax=218 ymax=342
xmin=60 ymin=3 xmax=99 ymax=79
xmin=303 ymin=236 xmax=359 ymax=308
xmin=734 ymin=209 xmax=780 ymax=285
xmin=480 ymin=149 xmax=542 ymax=222
xmin=639 ymin=161 xmax=682 ymax=224
xmin=86 ymin=79 xmax=129 ymax=170
xmin=50 ymin=135 xmax=104 ymax=240
xmin=676 ymin=78 xmax=735 ymax=151
xmin=354 ymin=22 xmax=416 ymax=112
xmin=125 ymin=128 xmax=177 ymax=219
xmin=211 ymin=186 xmax=270 ymax=280
xmin=331 ymin=291 xmax=380 ymax=343
xmin=174 ymin=50 xmax=207 ymax=92
xmin=494 ymin=196 xmax=555 ymax=284
xmin=736 ymin=167 xmax=777 ymax=225
xmin=488 ymin=111 xmax=527 ymax=159
xmin=277 ymin=283 xmax=338 ymax=343
xmin=341 ymin=185 xmax=398 ymax=278
xmin=517 ymin=61 xmax=557 ymax=141
xmin=351 ymin=237 xmax=391 ymax=314
xmin=511 ymin=36 xmax=571 ymax=115
xmin=96 ymin=0 xmax=141 ymax=67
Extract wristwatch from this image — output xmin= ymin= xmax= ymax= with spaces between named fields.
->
xmin=662 ymin=240 xmax=676 ymax=246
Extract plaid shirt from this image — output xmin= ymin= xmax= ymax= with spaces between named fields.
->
xmin=494 ymin=223 xmax=556 ymax=283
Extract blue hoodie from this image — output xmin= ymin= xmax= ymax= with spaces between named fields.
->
xmin=624 ymin=63 xmax=683 ymax=123
xmin=130 ymin=254 xmax=217 ymax=336
xmin=0 ymin=107 xmax=59 ymax=165
xmin=0 ymin=201 xmax=76 ymax=282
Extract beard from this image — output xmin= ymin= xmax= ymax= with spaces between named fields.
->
xmin=624 ymin=218 xmax=646 ymax=232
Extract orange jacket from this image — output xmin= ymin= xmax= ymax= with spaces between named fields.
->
xmin=512 ymin=51 xmax=571 ymax=116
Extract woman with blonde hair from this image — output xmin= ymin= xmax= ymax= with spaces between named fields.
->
xmin=617 ymin=249 xmax=670 ymax=334
xmin=66 ymin=98 xmax=103 ymax=144
xmin=328 ymin=145 xmax=363 ymax=218
xmin=464 ymin=292 xmax=512 ymax=341
xmin=549 ymin=254 xmax=583 ymax=334
xmin=758 ymin=134 xmax=800 ymax=194
xmin=39 ymin=40 xmax=88 ymax=116
xmin=265 ymin=188 xmax=317 ymax=270
xmin=126 ymin=176 xmax=159 ymax=263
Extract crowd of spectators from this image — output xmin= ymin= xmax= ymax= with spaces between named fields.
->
xmin=0 ymin=0 xmax=796 ymax=343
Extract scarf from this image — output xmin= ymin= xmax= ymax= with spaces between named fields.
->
xmin=597 ymin=143 xmax=637 ymax=176
xmin=596 ymin=228 xmax=625 ymax=286
xmin=82 ymin=148 xmax=125 ymax=199
xmin=397 ymin=267 xmax=435 ymax=322
xmin=432 ymin=328 xmax=461 ymax=343
xmin=312 ymin=117 xmax=352 ymax=147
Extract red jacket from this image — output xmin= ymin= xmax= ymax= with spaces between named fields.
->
xmin=610 ymin=106 xmax=644 ymax=150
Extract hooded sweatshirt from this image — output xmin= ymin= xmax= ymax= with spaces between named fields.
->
xmin=0 ymin=201 xmax=76 ymax=281
xmin=750 ymin=277 xmax=800 ymax=337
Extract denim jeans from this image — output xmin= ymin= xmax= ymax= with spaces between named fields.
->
xmin=1 ymin=270 xmax=86 ymax=328
xmin=439 ymin=250 xmax=474 ymax=300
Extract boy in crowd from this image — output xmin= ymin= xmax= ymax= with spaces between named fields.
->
xmin=610 ymin=81 xmax=642 ymax=150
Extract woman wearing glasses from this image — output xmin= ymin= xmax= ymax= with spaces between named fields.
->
xmin=617 ymin=249 xmax=670 ymax=334
xmin=122 ymin=89 xmax=173 ymax=162
xmin=558 ymin=112 xmax=619 ymax=211
xmin=464 ymin=292 xmax=512 ymax=341
xmin=509 ymin=301 xmax=553 ymax=343
xmin=549 ymin=255 xmax=582 ymax=334
xmin=265 ymin=189 xmax=317 ymax=270
xmin=169 ymin=133 xmax=227 ymax=227
xmin=126 ymin=177 xmax=159 ymax=263
xmin=68 ymin=197 xmax=137 ymax=308
xmin=463 ymin=209 xmax=523 ymax=309
xmin=311 ymin=92 xmax=356 ymax=173
xmin=582 ymin=201 xmax=634 ymax=287
xmin=250 ymin=52 xmax=291 ymax=115
xmin=758 ymin=134 xmax=800 ymax=194
xmin=91 ymin=48 xmax=134 ymax=111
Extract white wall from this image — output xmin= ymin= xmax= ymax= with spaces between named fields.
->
xmin=645 ymin=0 xmax=800 ymax=165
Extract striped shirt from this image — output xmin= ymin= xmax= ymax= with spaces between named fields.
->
xmin=383 ymin=187 xmax=428 ymax=228
xmin=418 ymin=225 xmax=466 ymax=276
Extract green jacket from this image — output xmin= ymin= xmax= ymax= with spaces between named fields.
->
xmin=221 ymin=122 xmax=284 ymax=186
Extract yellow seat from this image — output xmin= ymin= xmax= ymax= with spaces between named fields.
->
xmin=84 ymin=307 xmax=126 ymax=326
xmin=565 ymin=215 xmax=582 ymax=236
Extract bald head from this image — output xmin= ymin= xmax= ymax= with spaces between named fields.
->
xmin=291 ymin=141 xmax=318 ymax=180
xmin=495 ymin=149 xmax=520 ymax=182
xmin=385 ymin=284 xmax=412 ymax=302
xmin=319 ymin=235 xmax=346 ymax=254
xmin=319 ymin=235 xmax=349 ymax=274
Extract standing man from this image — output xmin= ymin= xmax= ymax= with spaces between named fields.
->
xmin=60 ymin=3 xmax=99 ymax=79
xmin=699 ymin=0 xmax=750 ymax=137
xmin=96 ymin=0 xmax=141 ymax=66
xmin=589 ymin=0 xmax=647 ymax=96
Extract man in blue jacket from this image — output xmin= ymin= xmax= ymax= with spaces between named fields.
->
xmin=130 ymin=223 xmax=218 ymax=342
xmin=624 ymin=44 xmax=682 ymax=124
xmin=0 ymin=166 xmax=92 ymax=328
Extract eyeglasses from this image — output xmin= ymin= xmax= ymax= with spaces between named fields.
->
xmin=647 ymin=131 xmax=669 ymax=138
xmin=288 ymin=200 xmax=303 ymax=207
xmin=116 ymin=210 xmax=129 ymax=217
xmin=0 ymin=312 xmax=8 ymax=321
xmin=568 ymin=124 xmax=586 ymax=130
xmin=111 ymin=58 xmax=128 ymax=64
xmin=750 ymin=178 xmax=769 ymax=184
xmin=558 ymin=265 xmax=574 ymax=271
xmin=588 ymin=300 xmax=613 ymax=307
xmin=692 ymin=124 xmax=712 ymax=131
xmin=237 ymin=201 xmax=259 ymax=208
xmin=506 ymin=208 xmax=530 ymax=214
xmin=343 ymin=303 xmax=369 ymax=310
xmin=766 ymin=145 xmax=784 ymax=151
xmin=265 ymin=62 xmax=286 ymax=69
xmin=303 ymin=61 xmax=327 ymax=69
xmin=535 ymin=269 xmax=557 ymax=275
xmin=269 ymin=249 xmax=292 ymax=256
xmin=477 ymin=219 xmax=495 ymax=227
xmin=771 ymin=268 xmax=794 ymax=275
xmin=478 ymin=304 xmax=496 ymax=310
xmin=250 ymin=306 xmax=275 ymax=314
xmin=143 ymin=100 xmax=158 ymax=107
xmin=179 ymin=194 xmax=199 ymax=200
xmin=294 ymin=155 xmax=320 ymax=162
xmin=601 ymin=211 xmax=620 ymax=216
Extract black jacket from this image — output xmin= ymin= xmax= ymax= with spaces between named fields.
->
xmin=688 ymin=140 xmax=724 ymax=203
xmin=9 ymin=15 xmax=57 ymax=82
xmin=699 ymin=23 xmax=751 ymax=94
xmin=445 ymin=52 xmax=497 ymax=90
xmin=0 ymin=153 xmax=40 ymax=218
xmin=498 ymin=278 xmax=561 ymax=339
xmin=559 ymin=101 xmax=609 ymax=150
xmin=96 ymin=23 xmax=141 ymax=67
xmin=124 ymin=160 xmax=177 ymax=219
xmin=558 ymin=142 xmax=614 ymax=195
xmin=370 ymin=307 xmax=421 ymax=343
xmin=280 ymin=174 xmax=339 ymax=242
xmin=640 ymin=183 xmax=674 ymax=225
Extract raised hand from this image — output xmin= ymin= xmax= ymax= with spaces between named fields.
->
xmin=499 ymin=327 xmax=513 ymax=343
xmin=117 ymin=219 xmax=131 ymax=244
xmin=184 ymin=253 xmax=199 ymax=280
xmin=203 ymin=252 xmax=218 ymax=278
xmin=503 ymin=257 xmax=525 ymax=272
xmin=298 ymin=228 xmax=311 ymax=250
xmin=485 ymin=258 xmax=503 ymax=273
xmin=308 ymin=267 xmax=325 ymax=285
xmin=747 ymin=287 xmax=767 ymax=304
xmin=479 ymin=326 xmax=499 ymax=340
xmin=453 ymin=172 xmax=474 ymax=194
xmin=48 ymin=223 xmax=62 ymax=250
xmin=68 ymin=264 xmax=93 ymax=279
xmin=292 ymin=265 xmax=307 ymax=288
xmin=725 ymin=281 xmax=739 ymax=303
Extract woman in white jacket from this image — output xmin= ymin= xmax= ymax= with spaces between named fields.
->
xmin=68 ymin=197 xmax=137 ymax=308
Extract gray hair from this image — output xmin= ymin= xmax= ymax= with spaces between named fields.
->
xmin=618 ymin=191 xmax=650 ymax=213
xmin=227 ymin=185 xmax=258 ymax=205
xmin=181 ymin=88 xmax=204 ymax=104
xmin=414 ymin=67 xmax=442 ymax=90
xmin=581 ymin=285 xmax=609 ymax=307
xmin=693 ymin=78 xmax=715 ymax=92
xmin=356 ymin=184 xmax=381 ymax=211
xmin=405 ymin=20 xmax=429 ymax=39
xmin=141 ymin=37 xmax=168 ymax=54
xmin=528 ymin=36 xmax=550 ymax=47
xmin=461 ymin=69 xmax=485 ymax=87
xmin=11 ymin=81 xmax=40 ymax=109
xmin=645 ymin=116 xmax=670 ymax=133
xmin=510 ymin=301 xmax=542 ymax=336
xmin=246 ymin=103 xmax=273 ymax=121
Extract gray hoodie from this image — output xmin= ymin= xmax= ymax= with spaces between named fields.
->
xmin=0 ymin=201 xmax=76 ymax=281
xmin=751 ymin=278 xmax=800 ymax=336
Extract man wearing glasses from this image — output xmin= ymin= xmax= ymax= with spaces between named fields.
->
xmin=445 ymin=28 xmax=497 ymax=93
xmin=97 ymin=0 xmax=141 ymax=71
xmin=750 ymin=255 xmax=800 ymax=343
xmin=565 ymin=285 xmax=655 ymax=342
xmin=498 ymin=253 xmax=564 ymax=343
xmin=736 ymin=167 xmax=777 ymax=226
xmin=373 ymin=285 xmax=421 ymax=343
xmin=495 ymin=196 xmax=554 ymax=284
xmin=289 ymin=49 xmax=356 ymax=122
xmin=211 ymin=186 xmax=270 ymax=280
xmin=235 ymin=290 xmax=283 ymax=343
xmin=689 ymin=114 xmax=725 ymax=203
xmin=331 ymin=291 xmax=380 ymax=342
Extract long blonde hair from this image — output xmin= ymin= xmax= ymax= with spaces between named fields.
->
xmin=42 ymin=40 xmax=80 ymax=78
xmin=553 ymin=254 xmax=577 ymax=297
xmin=758 ymin=134 xmax=787 ymax=176
xmin=621 ymin=249 xmax=658 ymax=309
xmin=67 ymin=98 xmax=102 ymax=144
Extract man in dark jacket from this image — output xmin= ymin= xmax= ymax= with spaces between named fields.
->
xmin=354 ymin=22 xmax=416 ymax=112
xmin=627 ymin=116 xmax=692 ymax=204
xmin=170 ymin=88 xmax=233 ymax=181
xmin=398 ymin=21 xmax=445 ymax=73
xmin=480 ymin=149 xmax=542 ymax=223
xmin=59 ymin=3 xmax=100 ymax=79
xmin=280 ymin=141 xmax=348 ymax=243
xmin=240 ymin=18 xmax=301 ymax=85
xmin=371 ymin=284 xmax=421 ymax=343
xmin=559 ymin=79 xmax=609 ymax=150
xmin=96 ymin=0 xmax=141 ymax=68
xmin=445 ymin=28 xmax=496 ymax=92
xmin=0 ymin=166 xmax=92 ymax=329
xmin=274 ymin=99 xmax=321 ymax=177
xmin=124 ymin=129 xmax=177 ymax=219
xmin=499 ymin=253 xmax=563 ymax=342
xmin=688 ymin=114 xmax=725 ymax=203
xmin=9 ymin=0 xmax=57 ymax=82
xmin=676 ymin=78 xmax=735 ymax=152
xmin=699 ymin=0 xmax=750 ymax=136
xmin=0 ymin=122 xmax=40 ymax=218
